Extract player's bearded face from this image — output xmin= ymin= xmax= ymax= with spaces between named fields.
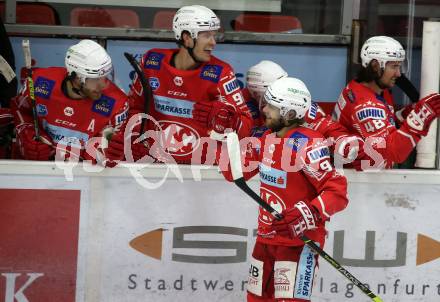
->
xmin=193 ymin=31 xmax=218 ymax=62
xmin=378 ymin=61 xmax=402 ymax=88
xmin=82 ymin=77 xmax=109 ymax=100
xmin=262 ymin=102 xmax=283 ymax=131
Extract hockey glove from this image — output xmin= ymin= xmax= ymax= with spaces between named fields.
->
xmin=334 ymin=135 xmax=365 ymax=164
xmin=104 ymin=129 xmax=126 ymax=167
xmin=402 ymin=93 xmax=440 ymax=136
xmin=16 ymin=123 xmax=54 ymax=160
xmin=271 ymin=201 xmax=320 ymax=239
xmin=193 ymin=101 xmax=241 ymax=134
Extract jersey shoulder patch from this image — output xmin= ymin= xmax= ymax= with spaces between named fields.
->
xmin=200 ymin=64 xmax=223 ymax=83
xmin=34 ymin=76 xmax=56 ymax=99
xmin=92 ymin=95 xmax=116 ymax=117
xmin=285 ymin=131 xmax=309 ymax=152
xmin=143 ymin=51 xmax=165 ymax=70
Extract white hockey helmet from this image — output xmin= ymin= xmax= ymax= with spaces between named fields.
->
xmin=360 ymin=36 xmax=406 ymax=68
xmin=173 ymin=5 xmax=221 ymax=40
xmin=263 ymin=77 xmax=311 ymax=120
xmin=65 ymin=39 xmax=113 ymax=84
xmin=247 ymin=60 xmax=288 ymax=102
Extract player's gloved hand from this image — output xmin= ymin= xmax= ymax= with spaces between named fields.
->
xmin=193 ymin=101 xmax=241 ymax=134
xmin=16 ymin=123 xmax=54 ymax=160
xmin=104 ymin=129 xmax=126 ymax=167
xmin=395 ymin=104 xmax=415 ymax=123
xmin=402 ymin=93 xmax=440 ymax=136
xmin=271 ymin=201 xmax=320 ymax=239
xmin=334 ymin=135 xmax=365 ymax=164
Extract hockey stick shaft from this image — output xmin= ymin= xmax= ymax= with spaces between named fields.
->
xmin=225 ymin=132 xmax=383 ymax=302
xmin=22 ymin=39 xmax=40 ymax=141
xmin=124 ymin=52 xmax=150 ymax=135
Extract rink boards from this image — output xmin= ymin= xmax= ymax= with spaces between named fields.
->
xmin=0 ymin=161 xmax=440 ymax=302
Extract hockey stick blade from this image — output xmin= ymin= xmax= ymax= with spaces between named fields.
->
xmin=225 ymin=132 xmax=383 ymax=302
xmin=22 ymin=39 xmax=40 ymax=141
xmin=0 ymin=55 xmax=16 ymax=83
xmin=124 ymin=52 xmax=150 ymax=135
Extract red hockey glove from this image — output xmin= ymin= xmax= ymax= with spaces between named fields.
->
xmin=193 ymin=101 xmax=241 ymax=134
xmin=104 ymin=130 xmax=125 ymax=167
xmin=395 ymin=104 xmax=415 ymax=124
xmin=334 ymin=135 xmax=365 ymax=164
xmin=402 ymin=93 xmax=440 ymax=136
xmin=16 ymin=123 xmax=54 ymax=160
xmin=271 ymin=201 xmax=320 ymax=239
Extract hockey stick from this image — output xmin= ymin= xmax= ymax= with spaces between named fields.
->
xmin=124 ymin=52 xmax=151 ymax=135
xmin=225 ymin=132 xmax=383 ymax=302
xmin=0 ymin=54 xmax=16 ymax=83
xmin=22 ymin=39 xmax=40 ymax=141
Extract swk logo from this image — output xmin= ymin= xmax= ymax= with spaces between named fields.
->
xmin=130 ymin=227 xmax=440 ymax=266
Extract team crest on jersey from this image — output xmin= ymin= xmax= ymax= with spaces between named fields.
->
xmin=286 ymin=132 xmax=308 ymax=152
xmin=36 ymin=104 xmax=48 ymax=116
xmin=92 ymin=95 xmax=115 ymax=117
xmin=356 ymin=107 xmax=386 ymax=121
xmin=34 ymin=77 xmax=55 ymax=99
xmin=149 ymin=77 xmax=160 ymax=91
xmin=307 ymin=146 xmax=330 ymax=163
xmin=157 ymin=120 xmax=201 ymax=157
xmin=308 ymin=102 xmax=318 ymax=119
xmin=144 ymin=52 xmax=164 ymax=70
xmin=223 ymin=78 xmax=240 ymax=95
xmin=259 ymin=187 xmax=286 ymax=225
xmin=200 ymin=64 xmax=223 ymax=83
xmin=259 ymin=164 xmax=287 ymax=189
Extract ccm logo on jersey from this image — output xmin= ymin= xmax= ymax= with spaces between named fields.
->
xmin=55 ymin=119 xmax=76 ymax=127
xmin=223 ymin=78 xmax=240 ymax=95
xmin=356 ymin=107 xmax=386 ymax=121
xmin=34 ymin=77 xmax=55 ymax=99
xmin=307 ymin=146 xmax=330 ymax=163
xmin=200 ymin=65 xmax=223 ymax=83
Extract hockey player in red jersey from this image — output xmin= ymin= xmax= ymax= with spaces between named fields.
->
xmin=12 ymin=39 xmax=129 ymax=165
xmin=126 ymin=5 xmax=252 ymax=164
xmin=245 ymin=60 xmax=364 ymax=167
xmin=333 ymin=36 xmax=440 ymax=169
xmin=223 ymin=77 xmax=348 ymax=301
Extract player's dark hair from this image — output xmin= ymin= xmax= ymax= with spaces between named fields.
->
xmin=356 ymin=63 xmax=379 ymax=83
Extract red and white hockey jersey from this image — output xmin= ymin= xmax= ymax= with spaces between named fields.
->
xmin=13 ymin=67 xmax=128 ymax=158
xmin=129 ymin=48 xmax=253 ymax=164
xmin=333 ymin=79 xmax=420 ymax=168
xmin=223 ymin=126 xmax=348 ymax=246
